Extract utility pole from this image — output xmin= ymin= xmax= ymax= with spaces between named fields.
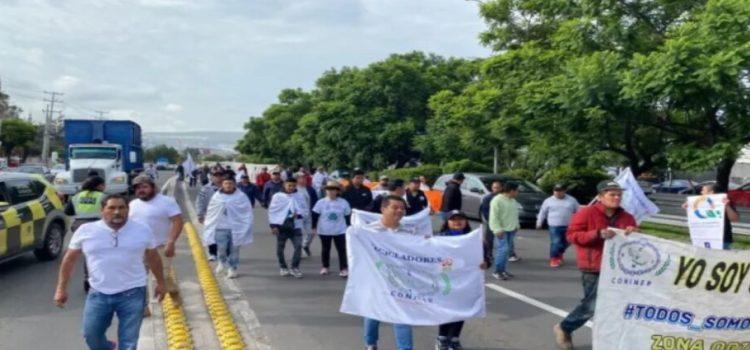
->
xmin=94 ymin=110 xmax=107 ymax=120
xmin=42 ymin=91 xmax=63 ymax=166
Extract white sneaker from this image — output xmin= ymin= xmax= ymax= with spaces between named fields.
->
xmin=227 ymin=268 xmax=237 ymax=279
xmin=339 ymin=269 xmax=349 ymax=278
xmin=280 ymin=268 xmax=291 ymax=277
xmin=320 ymin=267 xmax=330 ymax=275
xmin=291 ymin=268 xmax=303 ymax=278
xmin=208 ymin=254 xmax=217 ymax=262
xmin=215 ymin=262 xmax=225 ymax=274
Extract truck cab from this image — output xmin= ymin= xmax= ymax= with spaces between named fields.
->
xmin=53 ymin=119 xmax=143 ymax=195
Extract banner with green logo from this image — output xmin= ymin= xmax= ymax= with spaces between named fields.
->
xmin=594 ymin=232 xmax=750 ymax=349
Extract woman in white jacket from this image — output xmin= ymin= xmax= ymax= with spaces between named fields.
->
xmin=203 ymin=176 xmax=253 ymax=278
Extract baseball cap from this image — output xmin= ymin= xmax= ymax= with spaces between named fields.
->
xmin=597 ymin=180 xmax=624 ymax=193
xmin=453 ymin=173 xmax=465 ymax=180
xmin=132 ymin=175 xmax=155 ymax=187
xmin=447 ymin=210 xmax=468 ymax=220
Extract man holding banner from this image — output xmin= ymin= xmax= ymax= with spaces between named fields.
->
xmin=553 ymin=180 xmax=637 ymax=350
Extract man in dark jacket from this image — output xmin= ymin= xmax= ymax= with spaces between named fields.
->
xmin=553 ymin=181 xmax=637 ymax=350
xmin=370 ymin=180 xmax=405 ymax=213
xmin=405 ymin=178 xmax=429 ymax=215
xmin=262 ymin=171 xmax=284 ymax=208
xmin=237 ymin=175 xmax=257 ymax=207
xmin=440 ymin=173 xmax=465 ymax=220
xmin=343 ymin=169 xmax=373 ymax=211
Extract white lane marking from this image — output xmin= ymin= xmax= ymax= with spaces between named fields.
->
xmin=180 ymin=181 xmax=273 ymax=349
xmin=485 ymin=283 xmax=593 ymax=329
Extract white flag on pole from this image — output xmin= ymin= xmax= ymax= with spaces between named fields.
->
xmin=613 ymin=167 xmax=660 ymax=223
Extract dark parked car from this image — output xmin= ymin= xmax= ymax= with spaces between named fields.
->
xmin=432 ymin=173 xmax=547 ymax=227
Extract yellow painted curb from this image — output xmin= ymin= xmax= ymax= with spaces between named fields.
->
xmin=184 ymin=223 xmax=246 ymax=350
xmin=161 ymin=267 xmax=194 ymax=349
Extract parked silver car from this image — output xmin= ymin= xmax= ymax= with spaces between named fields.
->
xmin=432 ymin=173 xmax=547 ymax=226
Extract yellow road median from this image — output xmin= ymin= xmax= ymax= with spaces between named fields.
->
xmin=184 ymin=222 xmax=246 ymax=350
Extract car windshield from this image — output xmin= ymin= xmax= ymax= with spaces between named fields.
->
xmin=70 ymin=147 xmax=118 ymax=159
xmin=661 ymin=180 xmax=691 ymax=187
xmin=481 ymin=177 xmax=542 ymax=193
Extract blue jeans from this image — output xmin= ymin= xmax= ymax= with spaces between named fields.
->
xmin=83 ymin=286 xmax=146 ymax=350
xmin=493 ymin=231 xmax=516 ymax=273
xmin=549 ymin=226 xmax=569 ymax=258
xmin=363 ymin=318 xmax=413 ymax=350
xmin=560 ymin=272 xmax=598 ymax=334
xmin=215 ymin=229 xmax=241 ymax=269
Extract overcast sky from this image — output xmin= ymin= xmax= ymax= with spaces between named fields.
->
xmin=0 ymin=0 xmax=490 ymax=132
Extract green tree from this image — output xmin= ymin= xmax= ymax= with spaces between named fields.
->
xmin=144 ymin=145 xmax=180 ymax=163
xmin=0 ymin=118 xmax=37 ymax=157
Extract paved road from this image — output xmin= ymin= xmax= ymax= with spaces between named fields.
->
xmin=0 ymin=173 xmax=173 ymax=349
xmin=183 ymin=184 xmax=593 ymax=350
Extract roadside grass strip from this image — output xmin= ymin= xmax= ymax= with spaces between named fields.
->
xmin=184 ymin=222 xmax=246 ymax=349
xmin=162 ymin=267 xmax=194 ymax=349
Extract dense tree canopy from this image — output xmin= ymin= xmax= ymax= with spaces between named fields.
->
xmin=238 ymin=0 xmax=750 ymax=188
xmin=0 ymin=118 xmax=37 ymax=157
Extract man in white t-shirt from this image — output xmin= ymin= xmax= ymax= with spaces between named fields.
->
xmin=129 ymin=175 xmax=184 ymax=307
xmin=55 ymin=194 xmax=166 ymax=350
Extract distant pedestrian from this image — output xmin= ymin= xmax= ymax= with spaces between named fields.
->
xmin=190 ymin=168 xmax=199 ymax=187
xmin=237 ymin=175 xmax=257 ymax=207
xmin=553 ymin=181 xmax=637 ymax=350
xmin=312 ymin=166 xmax=329 ymax=197
xmin=312 ymin=181 xmax=351 ymax=277
xmin=262 ymin=170 xmax=284 ymax=208
xmin=489 ymin=181 xmax=521 ymax=280
xmin=369 ymin=179 xmax=405 ymax=213
xmin=405 ymin=177 xmax=429 ymax=215
xmin=372 ymin=175 xmax=390 ymax=192
xmin=362 ymin=195 xmax=416 ymax=350
xmin=203 ymin=176 xmax=254 ymax=279
xmin=536 ymin=184 xmax=579 ymax=268
xmin=175 ymin=163 xmax=185 ymax=181
xmin=129 ymin=175 xmax=184 ymax=310
xmin=434 ymin=210 xmax=488 ymax=350
xmin=479 ymin=180 xmax=503 ymax=266
xmin=145 ymin=164 xmax=159 ymax=180
xmin=200 ymin=165 xmax=210 ymax=186
xmin=342 ymin=169 xmax=373 ymax=211
xmin=196 ymin=170 xmax=224 ymax=261
xmin=295 ymin=173 xmax=318 ymax=258
xmin=55 ymin=194 xmax=166 ymax=350
xmin=440 ymin=173 xmax=465 ymax=220
xmin=268 ymin=178 xmax=305 ymax=278
xmin=256 ymin=166 xmax=271 ymax=188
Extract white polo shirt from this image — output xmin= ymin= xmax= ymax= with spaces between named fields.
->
xmin=129 ymin=194 xmax=182 ymax=246
xmin=69 ymin=220 xmax=157 ymax=295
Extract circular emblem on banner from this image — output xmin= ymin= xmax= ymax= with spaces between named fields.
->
xmin=617 ymin=240 xmax=661 ymax=276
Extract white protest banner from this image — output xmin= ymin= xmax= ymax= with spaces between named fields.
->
xmin=686 ymin=194 xmax=726 ymax=250
xmin=340 ymin=225 xmax=486 ymax=325
xmin=614 ymin=167 xmax=660 ymax=224
xmin=594 ymin=231 xmax=750 ymax=349
xmin=350 ymin=208 xmax=434 ymax=237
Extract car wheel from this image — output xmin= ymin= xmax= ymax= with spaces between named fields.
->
xmin=34 ymin=222 xmax=65 ymax=261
